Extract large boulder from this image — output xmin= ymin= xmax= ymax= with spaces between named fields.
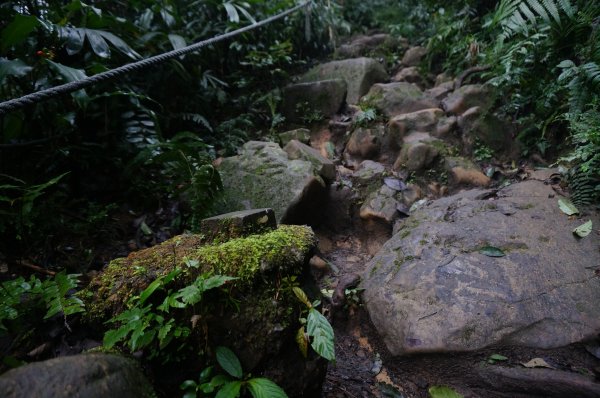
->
xmin=441 ymin=84 xmax=493 ymax=115
xmin=82 ymin=223 xmax=325 ymax=395
xmin=336 ymin=34 xmax=407 ymax=58
xmin=361 ymin=82 xmax=439 ymax=118
xmin=393 ymin=132 xmax=441 ymax=172
xmin=458 ymin=106 xmax=518 ymax=158
xmin=301 ymin=58 xmax=388 ymax=104
xmin=0 ymin=354 xmax=155 ymax=398
xmin=362 ymin=175 xmax=600 ymax=355
xmin=282 ymin=79 xmax=347 ymax=123
xmin=387 ymin=108 xmax=445 ymax=145
xmin=218 ymin=141 xmax=328 ymax=224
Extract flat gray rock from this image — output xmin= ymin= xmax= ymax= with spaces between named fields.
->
xmin=282 ymin=79 xmax=347 ymax=123
xmin=362 ymin=177 xmax=600 ymax=355
xmin=302 ymin=57 xmax=388 ymax=104
xmin=218 ymin=141 xmax=327 ymax=224
xmin=361 ymin=82 xmax=439 ymax=118
xmin=0 ymin=354 xmax=154 ymax=398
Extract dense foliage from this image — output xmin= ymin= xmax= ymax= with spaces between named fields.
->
xmin=0 ymin=0 xmax=345 ymax=268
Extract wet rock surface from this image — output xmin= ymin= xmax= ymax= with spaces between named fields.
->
xmin=362 ymin=177 xmax=600 ymax=355
xmin=0 ymin=354 xmax=155 ymax=398
xmin=218 ymin=141 xmax=328 ymax=224
xmin=302 ymin=57 xmax=388 ymax=104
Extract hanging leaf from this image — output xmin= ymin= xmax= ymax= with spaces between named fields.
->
xmin=168 ymin=34 xmax=187 ymax=51
xmin=95 ymin=30 xmax=141 ymax=59
xmin=306 ymin=308 xmax=335 ymax=361
xmin=1 ymin=15 xmax=40 ymax=52
xmin=292 ymin=287 xmax=311 ymax=308
xmin=479 ymin=246 xmax=505 ymax=257
xmin=59 ymin=27 xmax=85 ymax=55
xmin=428 ymin=386 xmax=464 ymax=398
xmin=296 ymin=326 xmax=308 ymax=358
xmin=246 ymin=378 xmax=288 ymax=398
xmin=558 ymin=198 xmax=579 ymax=215
xmin=521 ymin=357 xmax=554 ymax=369
xmin=573 ymin=220 xmax=592 ymax=238
xmin=84 ymin=29 xmax=112 ymax=58
xmin=0 ymin=58 xmax=32 ymax=81
xmin=47 ymin=60 xmax=86 ymax=82
xmin=223 ymin=2 xmax=240 ymax=23
xmin=216 ymin=346 xmax=243 ymax=379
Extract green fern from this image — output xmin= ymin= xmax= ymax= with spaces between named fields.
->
xmin=490 ymin=0 xmax=577 ymax=39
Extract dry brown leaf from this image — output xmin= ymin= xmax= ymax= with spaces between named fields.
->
xmin=521 ymin=357 xmax=555 ymax=369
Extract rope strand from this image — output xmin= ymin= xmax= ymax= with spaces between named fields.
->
xmin=0 ymin=1 xmax=310 ymax=116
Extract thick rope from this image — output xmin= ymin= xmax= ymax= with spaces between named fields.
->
xmin=0 ymin=1 xmax=310 ymax=116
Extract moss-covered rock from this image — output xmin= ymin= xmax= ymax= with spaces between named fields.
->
xmin=82 ymin=225 xmax=316 ymax=321
xmin=217 ymin=141 xmax=328 ymax=224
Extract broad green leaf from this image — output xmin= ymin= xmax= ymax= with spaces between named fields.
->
xmin=215 ymin=381 xmax=242 ymax=398
xmin=479 ymin=246 xmax=505 ymax=257
xmin=201 ymin=275 xmax=237 ymax=291
xmin=573 ymin=220 xmax=592 ymax=238
xmin=223 ymin=2 xmax=240 ymax=23
xmin=1 ymin=15 xmax=40 ymax=52
xmin=428 ymin=385 xmax=463 ymax=398
xmin=138 ymin=277 xmax=165 ymax=305
xmin=168 ymin=34 xmax=187 ymax=50
xmin=307 ymin=308 xmax=335 ymax=361
xmin=558 ymin=198 xmax=579 ymax=215
xmin=160 ymin=8 xmax=176 ymax=27
xmin=247 ymin=378 xmax=288 ymax=398
xmin=292 ymin=287 xmax=311 ymax=308
xmin=85 ymin=29 xmax=110 ymax=58
xmin=557 ymin=60 xmax=575 ymax=69
xmin=296 ymin=326 xmax=308 ymax=358
xmin=96 ymin=30 xmax=141 ymax=59
xmin=58 ymin=27 xmax=85 ymax=55
xmin=0 ymin=58 xmax=32 ymax=81
xmin=216 ymin=346 xmax=243 ymax=379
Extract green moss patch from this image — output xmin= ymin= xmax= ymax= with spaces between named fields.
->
xmin=82 ymin=225 xmax=315 ymax=321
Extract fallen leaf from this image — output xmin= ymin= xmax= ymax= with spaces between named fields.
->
xmin=558 ymin=198 xmax=579 ymax=215
xmin=489 ymin=353 xmax=508 ymax=361
xmin=573 ymin=220 xmax=592 ymax=238
xmin=521 ymin=357 xmax=554 ymax=369
xmin=479 ymin=246 xmax=505 ymax=257
xmin=428 ymin=385 xmax=464 ymax=398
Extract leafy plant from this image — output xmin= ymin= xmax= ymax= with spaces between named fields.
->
xmin=292 ymin=287 xmax=335 ymax=362
xmin=0 ymin=172 xmax=68 ymax=239
xmin=180 ymin=346 xmax=288 ymax=398
xmin=354 ymin=107 xmax=377 ymax=127
xmin=0 ymin=271 xmax=84 ymax=334
xmin=103 ymin=269 xmax=235 ymax=357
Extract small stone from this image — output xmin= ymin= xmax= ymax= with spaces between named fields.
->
xmin=284 ymin=140 xmax=336 ymax=183
xmin=279 ymin=128 xmax=311 ymax=146
xmin=401 ymin=46 xmax=427 ymax=67
xmin=201 ymin=208 xmax=277 ymax=241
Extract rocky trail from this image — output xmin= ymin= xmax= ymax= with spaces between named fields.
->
xmin=3 ymin=33 xmax=600 ymax=398
xmin=211 ymin=33 xmax=600 ymax=397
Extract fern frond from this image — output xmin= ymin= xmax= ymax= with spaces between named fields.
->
xmin=180 ymin=113 xmax=213 ymax=132
xmin=541 ymin=0 xmax=561 ymax=25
